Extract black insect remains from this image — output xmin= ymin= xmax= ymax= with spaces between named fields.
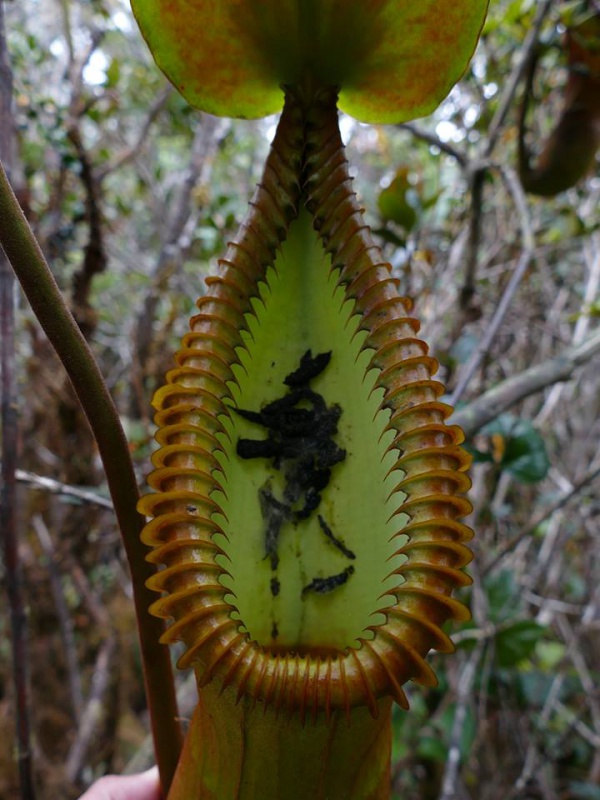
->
xmin=301 ymin=566 xmax=355 ymax=597
xmin=258 ymin=483 xmax=289 ymax=569
xmin=236 ymin=354 xmax=345 ymax=502
xmin=235 ymin=350 xmax=354 ymax=596
xmin=283 ymin=349 xmax=332 ymax=388
xmin=318 ymin=515 xmax=356 ymax=560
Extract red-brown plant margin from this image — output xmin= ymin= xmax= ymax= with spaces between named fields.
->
xmin=138 ymin=87 xmax=473 ymax=721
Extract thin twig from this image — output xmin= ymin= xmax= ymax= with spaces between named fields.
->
xmin=131 ymin=113 xmax=222 ymax=415
xmin=65 ymin=636 xmax=117 ymax=784
xmin=512 ymin=606 xmax=600 ymax=796
xmin=31 ymin=516 xmax=84 ymax=723
xmin=451 ymin=624 xmax=497 ymax=646
xmin=398 ymin=122 xmax=468 ymax=167
xmin=555 ymin=614 xmax=600 ymax=737
xmin=485 ymin=0 xmax=556 ymax=158
xmin=458 ymin=0 xmax=554 ymax=313
xmin=523 ymin=590 xmax=585 ymax=616
xmin=483 ymin=463 xmax=600 ymax=576
xmin=69 ymin=560 xmax=111 ymax=630
xmin=15 ymin=468 xmax=114 ymax=510
xmin=453 ymin=326 xmax=600 ymax=436
xmin=536 ymin=237 xmax=600 ymax=425
xmin=97 ymin=84 xmax=173 ymax=180
xmin=510 ymin=671 xmax=564 ymax=798
xmin=450 ymin=164 xmax=535 ymax=405
xmin=553 ymin=699 xmax=600 ymax=749
xmin=439 ymin=644 xmax=485 ymax=800
xmin=457 ymin=0 xmax=554 ymax=323
xmin=0 ymin=3 xmax=36 ymax=797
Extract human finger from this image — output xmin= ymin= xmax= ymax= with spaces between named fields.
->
xmin=78 ymin=766 xmax=161 ymax=800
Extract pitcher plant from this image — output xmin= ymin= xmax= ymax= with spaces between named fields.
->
xmin=132 ymin=1 xmax=488 ymax=797
xmin=0 ymin=1 xmax=488 ymax=798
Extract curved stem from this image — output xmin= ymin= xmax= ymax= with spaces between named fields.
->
xmin=0 ymin=161 xmax=182 ymax=793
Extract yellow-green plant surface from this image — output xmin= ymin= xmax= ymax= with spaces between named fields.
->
xmin=132 ymin=0 xmax=487 ymax=122
xmin=133 ymin=2 xmax=488 ymax=797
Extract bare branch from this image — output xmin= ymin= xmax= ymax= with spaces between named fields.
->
xmin=31 ymin=516 xmax=84 ymax=723
xmin=450 ymin=164 xmax=535 ymax=405
xmin=483 ymin=463 xmax=600 ymax=576
xmin=510 ymin=670 xmax=564 ymax=797
xmin=15 ymin=468 xmax=114 ymax=509
xmin=439 ymin=644 xmax=485 ymax=800
xmin=65 ymin=637 xmax=117 ymax=785
xmin=97 ymin=84 xmax=173 ymax=180
xmin=398 ymin=122 xmax=468 ymax=167
xmin=485 ymin=0 xmax=556 ymax=158
xmin=553 ymin=699 xmax=600 ymax=749
xmin=130 ymin=113 xmax=223 ymax=414
xmin=536 ymin=236 xmax=600 ymax=424
xmin=456 ymin=0 xmax=554 ymax=318
xmin=555 ymin=613 xmax=600 ymax=737
xmin=453 ymin=326 xmax=600 ymax=437
xmin=66 ymin=122 xmax=107 ymax=337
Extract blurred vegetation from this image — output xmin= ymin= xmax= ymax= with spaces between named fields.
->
xmin=0 ymin=0 xmax=599 ymax=798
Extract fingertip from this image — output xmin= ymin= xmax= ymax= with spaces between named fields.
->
xmin=78 ymin=766 xmax=161 ymax=800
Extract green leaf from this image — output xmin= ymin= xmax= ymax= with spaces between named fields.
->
xmin=418 ymin=735 xmax=448 ymax=763
xmin=536 ymin=640 xmax=566 ymax=670
xmin=104 ymin=57 xmax=121 ymax=88
xmin=485 ymin=569 xmax=520 ymax=623
xmin=568 ymin=782 xmax=600 ymax=800
xmin=517 ymin=670 xmax=555 ymax=708
xmin=378 ymin=169 xmax=418 ymax=231
xmin=502 ymin=432 xmax=549 ymax=483
xmin=434 ymin=704 xmax=476 ymax=760
xmin=337 ymin=1 xmax=489 ymax=123
xmin=131 ymin=0 xmax=489 ymax=121
xmin=482 ymin=414 xmax=550 ymax=483
xmin=496 ymin=620 xmax=546 ymax=668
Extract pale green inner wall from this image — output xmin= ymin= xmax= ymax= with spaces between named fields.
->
xmin=213 ymin=211 xmax=407 ymax=651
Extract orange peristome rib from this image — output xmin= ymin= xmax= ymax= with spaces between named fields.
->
xmin=138 ymin=87 xmax=474 ymax=720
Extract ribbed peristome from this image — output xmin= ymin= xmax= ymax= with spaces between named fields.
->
xmin=138 ymin=87 xmax=473 ymax=720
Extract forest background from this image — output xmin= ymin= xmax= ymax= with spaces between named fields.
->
xmin=0 ymin=0 xmax=599 ymax=798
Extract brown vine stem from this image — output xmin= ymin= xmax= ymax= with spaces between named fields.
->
xmin=460 ymin=164 xmax=486 ymax=312
xmin=0 ymin=3 xmax=36 ymax=797
xmin=125 ymin=673 xmax=198 ymax=776
xmin=0 ymin=159 xmax=182 ymax=793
